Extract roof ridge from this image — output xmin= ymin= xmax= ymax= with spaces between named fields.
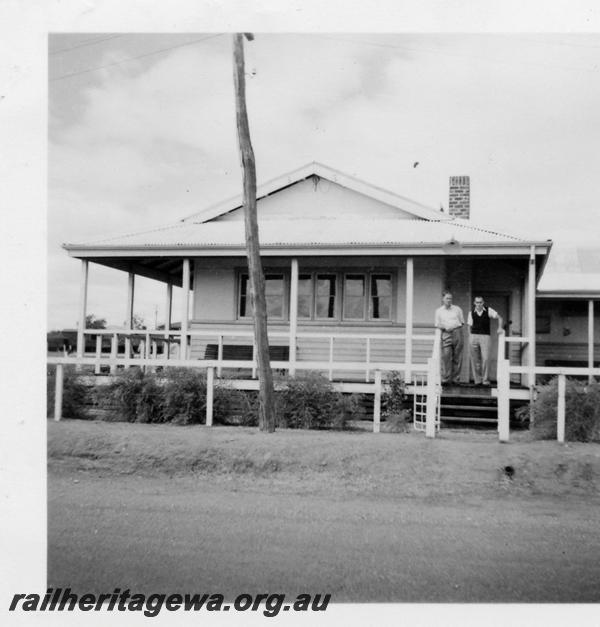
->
xmin=180 ymin=162 xmax=447 ymax=224
xmin=64 ymin=221 xmax=192 ymax=247
xmin=448 ymin=218 xmax=524 ymax=242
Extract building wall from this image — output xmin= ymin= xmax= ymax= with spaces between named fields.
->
xmin=189 ymin=256 xmax=530 ymax=381
xmin=193 ymin=267 xmax=236 ymax=321
xmin=413 ymin=258 xmax=445 ymax=324
xmin=536 ymin=299 xmax=599 ymax=366
xmin=192 ymin=256 xmax=445 ymax=327
xmin=215 ymin=178 xmax=416 ymax=222
xmin=189 ymin=256 xmax=466 ymax=379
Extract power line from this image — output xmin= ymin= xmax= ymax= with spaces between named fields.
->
xmin=311 ymin=34 xmax=599 ymax=74
xmin=49 ymin=34 xmax=125 ymax=55
xmin=49 ymin=34 xmax=224 ymax=82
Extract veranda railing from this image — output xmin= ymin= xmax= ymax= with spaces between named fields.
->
xmin=48 ymin=328 xmax=443 ymax=434
xmin=495 ymin=331 xmax=600 ymax=443
xmin=62 ymin=327 xmax=438 ymax=383
xmin=54 ymin=328 xmax=600 ymax=444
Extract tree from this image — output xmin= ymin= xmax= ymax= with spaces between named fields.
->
xmin=132 ymin=314 xmax=146 ymax=330
xmin=232 ymin=33 xmax=276 ymax=432
xmin=85 ymin=314 xmax=107 ymax=329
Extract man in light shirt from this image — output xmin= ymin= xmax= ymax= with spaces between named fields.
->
xmin=434 ymin=291 xmax=465 ymax=386
xmin=467 ymin=296 xmax=504 ymax=387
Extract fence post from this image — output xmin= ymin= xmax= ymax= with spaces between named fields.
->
xmin=94 ymin=335 xmax=102 ymax=375
xmin=425 ymin=357 xmax=437 ymax=438
xmin=289 ymin=257 xmax=298 ymax=377
xmin=498 ymin=358 xmax=510 ymax=442
xmin=557 ymin=373 xmax=566 ymax=444
xmin=124 ymin=336 xmax=131 ymax=370
xmin=54 ymin=364 xmax=64 ymax=422
xmin=110 ymin=333 xmax=118 ymax=375
xmin=217 ymin=335 xmax=223 ymax=377
xmin=373 ymin=369 xmax=382 ymax=433
xmin=151 ymin=340 xmax=157 ymax=371
xmin=497 ymin=329 xmax=505 ymax=389
xmin=206 ymin=366 xmax=214 ymax=427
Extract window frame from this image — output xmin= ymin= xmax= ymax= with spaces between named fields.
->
xmin=236 ymin=268 xmax=395 ymax=323
xmin=297 ymin=273 xmax=315 ymax=320
xmin=314 ymin=272 xmax=338 ymax=320
xmin=237 ymin=271 xmax=287 ymax=321
xmin=342 ymin=273 xmax=367 ymax=321
xmin=368 ymin=273 xmax=393 ymax=321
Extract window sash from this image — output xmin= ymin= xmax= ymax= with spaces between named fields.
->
xmin=297 ymin=274 xmax=313 ymax=319
xmin=315 ymin=274 xmax=337 ymax=319
xmin=238 ymin=273 xmax=285 ymax=319
xmin=343 ymin=274 xmax=366 ymax=320
xmin=370 ymin=274 xmax=392 ymax=320
xmin=238 ymin=274 xmax=249 ymax=318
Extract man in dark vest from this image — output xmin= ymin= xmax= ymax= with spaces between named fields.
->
xmin=467 ymin=296 xmax=504 ymax=387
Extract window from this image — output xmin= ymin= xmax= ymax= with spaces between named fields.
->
xmin=298 ymin=274 xmax=313 ymax=319
xmin=315 ymin=274 xmax=337 ymax=319
xmin=536 ymin=315 xmax=551 ymax=334
xmin=238 ymin=273 xmax=285 ymax=319
xmin=297 ymin=273 xmax=337 ymax=320
xmin=265 ymin=274 xmax=285 ymax=317
xmin=536 ymin=301 xmax=553 ymax=334
xmin=238 ymin=274 xmax=249 ymax=317
xmin=343 ymin=274 xmax=366 ymax=320
xmin=238 ymin=269 xmax=393 ymax=322
xmin=370 ymin=274 xmax=392 ymax=320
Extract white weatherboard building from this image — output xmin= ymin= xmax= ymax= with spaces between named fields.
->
xmin=536 ymin=244 xmax=600 ymax=369
xmin=55 ymin=163 xmax=599 ymax=436
xmin=62 ymin=163 xmax=552 ymax=377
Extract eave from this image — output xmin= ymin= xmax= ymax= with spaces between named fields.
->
xmin=537 ymin=291 xmax=600 ymax=299
xmin=64 ymin=240 xmax=552 ymax=259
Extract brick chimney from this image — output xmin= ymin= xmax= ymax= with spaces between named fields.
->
xmin=449 ymin=175 xmax=470 ymax=219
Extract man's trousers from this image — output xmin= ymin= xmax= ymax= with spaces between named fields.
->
xmin=441 ymin=328 xmax=464 ymax=384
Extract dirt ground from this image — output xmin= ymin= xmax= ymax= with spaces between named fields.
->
xmin=48 ymin=420 xmax=600 ymax=602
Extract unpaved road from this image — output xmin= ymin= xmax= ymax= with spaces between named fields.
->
xmin=49 ymin=472 xmax=600 ymax=602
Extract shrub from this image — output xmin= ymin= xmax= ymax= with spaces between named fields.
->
xmin=47 ymin=365 xmax=90 ymax=419
xmin=381 ymin=371 xmax=409 ymax=417
xmin=161 ymin=368 xmax=231 ymax=425
xmin=381 ymin=409 xmax=413 ymax=433
xmin=107 ymin=369 xmax=162 ymax=423
xmin=107 ymin=368 xmax=233 ymax=425
xmin=219 ymin=389 xmax=259 ymax=426
xmin=516 ymin=377 xmax=600 ymax=442
xmin=276 ymin=371 xmax=356 ymax=430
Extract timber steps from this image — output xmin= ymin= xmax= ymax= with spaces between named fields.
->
xmin=440 ymin=388 xmax=498 ymax=425
xmin=436 ymin=384 xmax=528 ymax=427
xmin=440 ymin=398 xmax=498 ymax=425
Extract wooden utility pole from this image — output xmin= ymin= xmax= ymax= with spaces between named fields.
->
xmin=233 ymin=33 xmax=276 ymax=432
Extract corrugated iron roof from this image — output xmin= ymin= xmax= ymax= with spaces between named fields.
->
xmin=538 ymin=243 xmax=600 ymax=294
xmin=65 ymin=218 xmax=528 ymax=250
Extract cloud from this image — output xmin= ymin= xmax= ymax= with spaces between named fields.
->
xmin=48 ymin=34 xmax=600 ymax=328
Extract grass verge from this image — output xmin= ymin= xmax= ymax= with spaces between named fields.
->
xmin=48 ymin=420 xmax=600 ymax=499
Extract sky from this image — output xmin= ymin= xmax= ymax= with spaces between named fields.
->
xmin=3 ymin=4 xmax=600 ymax=624
xmin=48 ymin=32 xmax=600 ymax=329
